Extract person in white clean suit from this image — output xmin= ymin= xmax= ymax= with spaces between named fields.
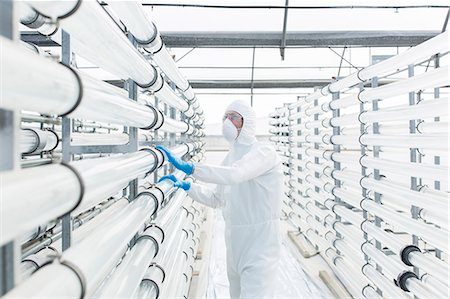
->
xmin=158 ymin=100 xmax=283 ymax=299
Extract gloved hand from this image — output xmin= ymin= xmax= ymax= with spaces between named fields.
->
xmin=158 ymin=174 xmax=191 ymax=191
xmin=156 ymin=145 xmax=195 ymax=175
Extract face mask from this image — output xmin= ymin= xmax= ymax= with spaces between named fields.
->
xmin=222 ymin=118 xmax=238 ymax=143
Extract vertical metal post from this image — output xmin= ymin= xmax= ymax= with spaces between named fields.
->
xmin=163 ymin=103 xmax=168 ymax=175
xmin=433 ymin=56 xmax=442 ymax=260
xmin=0 ymin=1 xmax=19 ymax=293
xmin=153 ymin=97 xmax=159 ymax=184
xmin=250 ymin=47 xmax=256 ymax=107
xmin=331 ymin=91 xmax=341 ymax=243
xmin=359 ymin=82 xmax=369 ymax=264
xmin=408 ymin=65 xmax=420 ymax=272
xmin=60 ymin=30 xmax=73 ymax=251
xmin=313 ymin=95 xmax=320 ymax=224
xmin=126 ymin=33 xmax=139 ymax=201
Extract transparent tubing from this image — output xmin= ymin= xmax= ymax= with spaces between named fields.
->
xmin=20 ymin=128 xmax=58 ymax=155
xmin=404 ymin=277 xmax=441 ymax=299
xmin=94 ymin=235 xmax=158 ymax=299
xmin=361 ymin=176 xmax=447 ymax=214
xmin=155 ymin=83 xmax=189 ymax=113
xmin=360 ymin=134 xmax=446 ymax=150
xmin=1 ymin=165 xmax=81 ymax=246
xmin=360 ymin=66 xmax=449 ymax=102
xmin=328 ymin=31 xmax=449 ymax=92
xmin=4 ymin=192 xmax=159 ymax=299
xmin=133 ymin=280 xmax=158 ymax=299
xmin=72 ymin=149 xmax=163 ymax=214
xmin=159 ymin=117 xmax=191 ymax=134
xmin=1 ymin=36 xmax=79 ymax=114
xmin=420 ymin=274 xmax=449 ymax=298
xmin=71 ymin=73 xmax=157 ymax=128
xmin=361 ymin=200 xmax=448 ymax=253
xmin=105 ymin=1 xmax=190 ymax=91
xmin=362 ymin=264 xmax=410 ymax=299
xmin=416 ymin=121 xmax=449 ymax=135
xmin=360 ymin=156 xmax=448 ymax=182
xmin=359 ymin=97 xmax=448 ymax=123
xmin=70 ymin=133 xmax=129 ymax=146
xmin=26 ymin=1 xmax=157 ymax=87
xmin=330 ymin=112 xmax=359 ymax=127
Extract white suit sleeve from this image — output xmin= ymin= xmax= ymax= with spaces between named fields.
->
xmin=193 ymin=145 xmax=279 ymax=185
xmin=187 ymin=182 xmax=224 ymax=209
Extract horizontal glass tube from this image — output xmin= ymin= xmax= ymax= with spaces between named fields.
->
xmin=404 ymin=277 xmax=440 ymax=299
xmin=416 ymin=120 xmax=448 ymax=135
xmin=362 ymin=264 xmax=410 ymax=299
xmin=360 ymin=133 xmax=447 ymax=150
xmin=409 ymin=252 xmax=449 ymax=288
xmin=361 ymin=200 xmax=448 ymax=253
xmin=334 ymin=205 xmax=364 ymax=227
xmin=361 ymin=177 xmax=447 ymax=213
xmin=159 ymin=117 xmax=191 ymax=134
xmin=154 ymin=83 xmax=189 ymax=112
xmin=329 ymin=94 xmax=358 ymax=110
xmin=1 ymin=36 xmax=79 ymax=114
xmin=362 ymin=243 xmax=404 ymax=279
xmin=72 ymin=150 xmax=162 ymax=214
xmin=27 ymin=1 xmax=157 ymax=87
xmin=133 ymin=280 xmax=158 ymax=299
xmin=361 ymin=156 xmax=447 ymax=182
xmin=360 ymin=97 xmax=448 ymax=123
xmin=71 ymin=133 xmax=129 ymax=146
xmin=72 ymin=73 xmax=157 ymax=128
xmin=21 ymin=157 xmax=53 ymax=168
xmin=332 ymin=187 xmax=361 ymax=208
xmin=329 ymin=31 xmax=449 ymax=92
xmin=360 ymin=66 xmax=449 ymax=102
xmin=327 ymin=151 xmax=360 ymax=164
xmin=94 ymin=236 xmax=157 ymax=299
xmin=1 ymin=165 xmax=81 ymax=246
xmin=330 ymin=134 xmax=359 ymax=147
xmin=420 ymin=274 xmax=449 ymax=298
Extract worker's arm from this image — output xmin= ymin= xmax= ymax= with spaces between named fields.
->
xmin=193 ymin=145 xmax=279 ymax=185
xmin=187 ymin=183 xmax=224 ymax=209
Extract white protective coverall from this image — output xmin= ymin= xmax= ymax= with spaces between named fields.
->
xmin=187 ymin=100 xmax=283 ymax=298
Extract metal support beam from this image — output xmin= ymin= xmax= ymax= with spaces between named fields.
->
xmin=158 ymin=31 xmax=440 ymax=48
xmin=280 ymin=0 xmax=289 ymax=60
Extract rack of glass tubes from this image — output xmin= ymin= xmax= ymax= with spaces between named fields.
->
xmin=0 ymin=1 xmax=207 ymax=298
xmin=270 ymin=31 xmax=449 ymax=299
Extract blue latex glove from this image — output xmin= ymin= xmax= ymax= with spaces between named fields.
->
xmin=158 ymin=174 xmax=191 ymax=191
xmin=156 ymin=145 xmax=195 ymax=175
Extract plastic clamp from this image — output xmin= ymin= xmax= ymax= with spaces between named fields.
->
xmin=400 ymin=245 xmax=421 ymax=267
xmin=139 ymin=148 xmax=159 ymax=176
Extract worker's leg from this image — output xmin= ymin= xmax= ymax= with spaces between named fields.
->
xmin=238 ymin=261 xmax=279 ymax=299
xmin=227 ymin=264 xmax=241 ymax=299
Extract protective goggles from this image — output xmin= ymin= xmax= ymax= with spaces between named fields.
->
xmin=222 ymin=111 xmax=243 ymax=122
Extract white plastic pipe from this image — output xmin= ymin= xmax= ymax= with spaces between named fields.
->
xmin=159 ymin=117 xmax=193 ymax=134
xmin=359 ymin=97 xmax=448 ymax=123
xmin=329 ymin=31 xmax=449 ymax=92
xmin=1 ymin=165 xmax=81 ymax=246
xmin=360 ymin=133 xmax=447 ymax=150
xmin=361 ymin=200 xmax=448 ymax=253
xmin=94 ymin=229 xmax=161 ymax=299
xmin=360 ymin=156 xmax=448 ymax=182
xmin=70 ymin=133 xmax=129 ymax=146
xmin=26 ymin=0 xmax=158 ymax=87
xmin=4 ymin=192 xmax=158 ymax=299
xmin=105 ymin=1 xmax=191 ymax=92
xmin=1 ymin=36 xmax=79 ymax=114
xmin=362 ymin=264 xmax=410 ymax=299
xmin=360 ymin=66 xmax=449 ymax=102
xmin=20 ymin=128 xmax=59 ymax=155
xmin=72 ymin=149 xmax=163 ymax=214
